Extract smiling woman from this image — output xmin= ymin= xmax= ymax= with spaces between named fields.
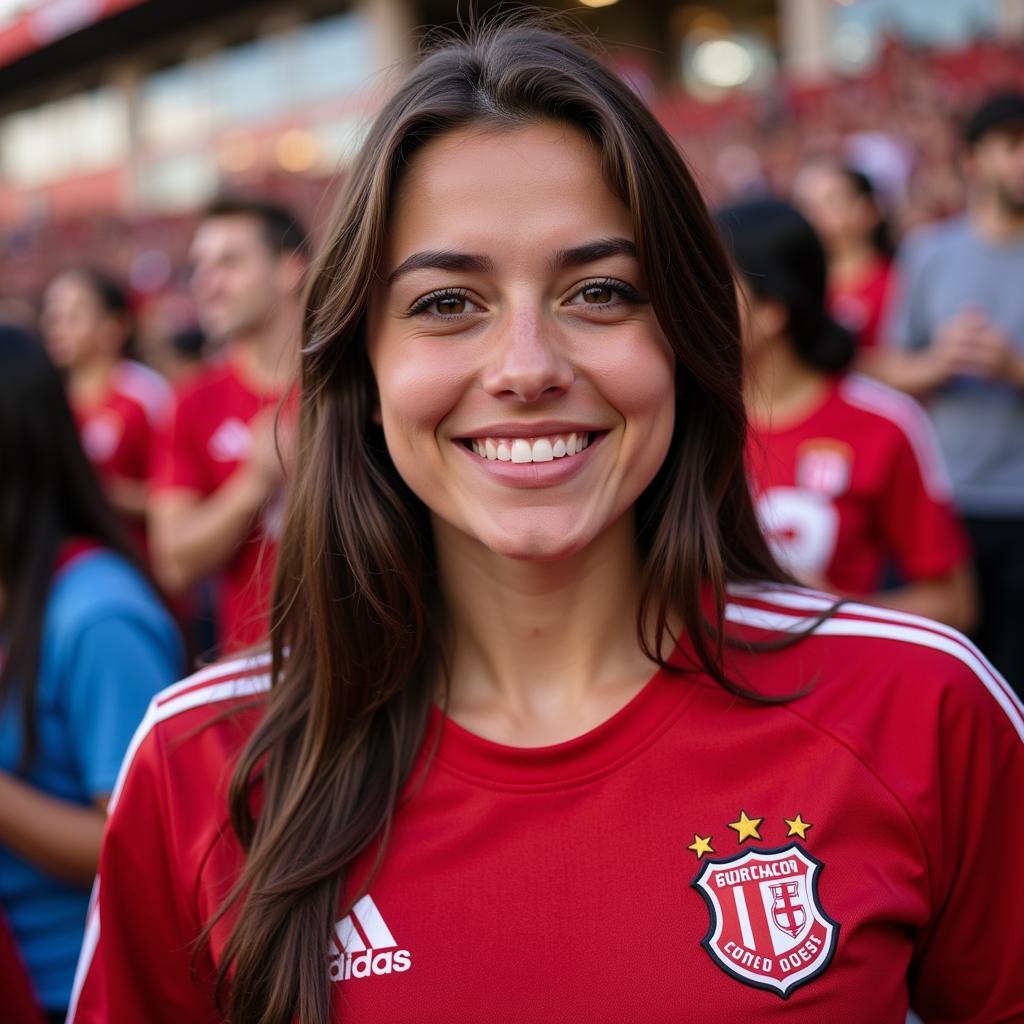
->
xmin=69 ymin=18 xmax=1024 ymax=1024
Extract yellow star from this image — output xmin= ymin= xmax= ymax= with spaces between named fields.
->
xmin=784 ymin=814 xmax=812 ymax=840
xmin=728 ymin=810 xmax=764 ymax=844
xmin=687 ymin=834 xmax=715 ymax=859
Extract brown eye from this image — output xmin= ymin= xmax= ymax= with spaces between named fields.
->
xmin=435 ymin=295 xmax=467 ymax=315
xmin=582 ymin=284 xmax=614 ymax=304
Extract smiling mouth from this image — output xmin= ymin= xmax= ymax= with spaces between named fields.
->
xmin=461 ymin=432 xmax=599 ymax=464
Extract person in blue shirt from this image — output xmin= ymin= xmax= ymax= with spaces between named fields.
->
xmin=0 ymin=323 xmax=183 ymax=1022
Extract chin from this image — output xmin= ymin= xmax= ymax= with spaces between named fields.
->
xmin=477 ymin=524 xmax=594 ymax=563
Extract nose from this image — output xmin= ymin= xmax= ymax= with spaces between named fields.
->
xmin=480 ymin=307 xmax=574 ymax=403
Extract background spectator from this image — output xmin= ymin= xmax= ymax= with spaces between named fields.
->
xmin=0 ymin=324 xmax=182 ymax=1021
xmin=719 ymin=197 xmax=975 ymax=629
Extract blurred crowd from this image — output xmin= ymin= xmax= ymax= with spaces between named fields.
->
xmin=0 ymin=31 xmax=1023 ymax=1020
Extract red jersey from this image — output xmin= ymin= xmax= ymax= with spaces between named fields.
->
xmin=68 ymin=588 xmax=1024 ymax=1022
xmin=746 ymin=373 xmax=969 ymax=597
xmin=72 ymin=361 xmax=171 ymax=552
xmin=828 ymin=258 xmax=892 ymax=350
xmin=151 ymin=357 xmax=285 ymax=652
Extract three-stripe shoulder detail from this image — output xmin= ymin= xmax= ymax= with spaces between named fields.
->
xmin=726 ymin=583 xmax=1024 ymax=744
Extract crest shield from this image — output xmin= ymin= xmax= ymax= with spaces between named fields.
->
xmin=691 ymin=843 xmax=839 ymax=998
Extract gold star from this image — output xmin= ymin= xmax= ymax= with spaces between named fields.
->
xmin=784 ymin=814 xmax=812 ymax=840
xmin=728 ymin=810 xmax=764 ymax=844
xmin=687 ymin=834 xmax=715 ymax=859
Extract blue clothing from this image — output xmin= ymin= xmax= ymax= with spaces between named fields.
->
xmin=0 ymin=549 xmax=182 ymax=1011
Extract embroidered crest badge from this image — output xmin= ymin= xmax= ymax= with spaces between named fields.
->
xmin=691 ymin=842 xmax=839 ymax=998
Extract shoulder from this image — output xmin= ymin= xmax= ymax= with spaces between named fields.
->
xmin=112 ymin=361 xmax=172 ymax=425
xmin=836 ymin=374 xmax=952 ymax=498
xmin=724 ymin=584 xmax=1022 ymax=748
xmin=47 ymin=550 xmax=164 ymax=627
xmin=169 ymin=360 xmax=235 ymax=412
xmin=107 ymin=652 xmax=272 ymax=816
xmin=898 ymin=215 xmax=969 ymax=267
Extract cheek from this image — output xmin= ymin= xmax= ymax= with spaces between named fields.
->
xmin=581 ymin=327 xmax=676 ymax=420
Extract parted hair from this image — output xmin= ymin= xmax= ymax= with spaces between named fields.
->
xmin=207 ymin=20 xmax=789 ymax=1023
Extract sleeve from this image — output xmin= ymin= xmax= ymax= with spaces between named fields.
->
xmin=908 ymin=659 xmax=1024 ymax=1021
xmin=67 ymin=725 xmax=222 ymax=1024
xmin=876 ymin=415 xmax=970 ymax=582
xmin=65 ymin=612 xmax=183 ymax=798
xmin=151 ymin=390 xmax=208 ymax=495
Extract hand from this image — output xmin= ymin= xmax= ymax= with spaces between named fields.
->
xmin=243 ymin=408 xmax=295 ymax=501
xmin=931 ymin=308 xmax=1015 ymax=382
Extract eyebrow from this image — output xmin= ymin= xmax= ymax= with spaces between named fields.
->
xmin=385 ymin=236 xmax=638 ymax=288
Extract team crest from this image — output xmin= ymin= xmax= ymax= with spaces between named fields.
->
xmin=691 ymin=843 xmax=838 ymax=998
xmin=795 ymin=440 xmax=852 ymax=497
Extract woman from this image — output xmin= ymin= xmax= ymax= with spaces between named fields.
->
xmin=41 ymin=269 xmax=171 ymax=553
xmin=793 ymin=160 xmax=894 ymax=352
xmin=719 ymin=197 xmax=976 ymax=631
xmin=0 ymin=325 xmax=183 ymax=1022
xmin=70 ymin=24 xmax=1023 ymax=1024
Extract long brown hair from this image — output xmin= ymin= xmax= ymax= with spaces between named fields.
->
xmin=211 ymin=21 xmax=788 ymax=1023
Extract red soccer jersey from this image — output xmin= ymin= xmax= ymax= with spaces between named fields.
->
xmin=72 ymin=361 xmax=171 ymax=552
xmin=746 ymin=373 xmax=969 ymax=597
xmin=828 ymin=258 xmax=893 ymax=350
xmin=151 ymin=356 xmax=286 ymax=652
xmin=69 ymin=588 xmax=1024 ymax=1023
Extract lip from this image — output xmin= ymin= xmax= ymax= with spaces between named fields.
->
xmin=454 ymin=430 xmax=607 ymax=489
xmin=453 ymin=420 xmax=607 ymax=440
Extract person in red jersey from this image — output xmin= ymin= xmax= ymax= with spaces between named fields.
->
xmin=793 ymin=160 xmax=895 ymax=352
xmin=149 ymin=198 xmax=308 ymax=653
xmin=69 ymin=24 xmax=1024 ymax=1024
xmin=41 ymin=270 xmax=171 ymax=553
xmin=718 ymin=198 xmax=976 ymax=631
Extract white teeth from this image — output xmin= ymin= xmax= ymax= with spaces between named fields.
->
xmin=510 ymin=439 xmax=533 ymax=464
xmin=531 ymin=438 xmax=553 ymax=462
xmin=469 ymin=432 xmax=593 ymax=463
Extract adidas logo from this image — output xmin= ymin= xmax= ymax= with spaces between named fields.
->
xmin=328 ymin=895 xmax=412 ymax=981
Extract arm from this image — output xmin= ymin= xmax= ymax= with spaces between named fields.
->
xmin=909 ymin=658 xmax=1024 ymax=1020
xmin=149 ymin=472 xmax=268 ymax=594
xmin=68 ymin=727 xmax=221 ymax=1024
xmin=149 ymin=407 xmax=286 ymax=595
xmin=0 ymin=774 xmax=105 ymax=887
xmin=867 ymin=563 xmax=977 ymax=633
xmin=104 ymin=476 xmax=150 ymax=520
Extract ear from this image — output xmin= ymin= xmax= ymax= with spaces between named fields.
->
xmin=277 ymin=252 xmax=308 ymax=297
xmin=756 ymin=296 xmax=790 ymax=339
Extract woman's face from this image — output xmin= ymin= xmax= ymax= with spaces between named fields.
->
xmin=367 ymin=121 xmax=676 ymax=561
xmin=41 ymin=274 xmax=119 ymax=370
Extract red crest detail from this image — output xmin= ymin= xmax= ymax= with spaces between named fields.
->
xmin=691 ymin=843 xmax=839 ymax=998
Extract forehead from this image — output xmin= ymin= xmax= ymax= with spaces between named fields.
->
xmin=386 ymin=121 xmax=633 ymax=265
xmin=190 ymin=214 xmax=270 ymax=260
xmin=45 ymin=273 xmax=99 ymax=307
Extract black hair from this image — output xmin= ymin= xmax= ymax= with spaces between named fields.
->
xmin=963 ymin=90 xmax=1024 ymax=146
xmin=202 ymin=195 xmax=312 ymax=260
xmin=0 ymin=325 xmax=141 ymax=771
xmin=835 ymin=165 xmax=894 ymax=258
xmin=715 ymin=197 xmax=856 ymax=374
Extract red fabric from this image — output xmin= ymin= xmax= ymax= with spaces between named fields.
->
xmin=827 ymin=259 xmax=893 ymax=350
xmin=746 ymin=373 xmax=969 ymax=596
xmin=0 ymin=908 xmax=43 ymax=1024
xmin=151 ymin=358 xmax=286 ymax=652
xmin=71 ymin=361 xmax=170 ymax=554
xmin=68 ymin=592 xmax=1024 ymax=1022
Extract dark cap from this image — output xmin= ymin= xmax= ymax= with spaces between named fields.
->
xmin=964 ymin=91 xmax=1024 ymax=145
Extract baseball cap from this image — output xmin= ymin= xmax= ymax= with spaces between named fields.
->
xmin=964 ymin=91 xmax=1024 ymax=145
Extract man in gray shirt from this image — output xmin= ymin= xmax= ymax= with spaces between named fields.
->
xmin=871 ymin=92 xmax=1024 ymax=694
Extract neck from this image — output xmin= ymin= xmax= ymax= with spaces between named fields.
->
xmin=970 ymin=192 xmax=1024 ymax=243
xmin=68 ymin=354 xmax=119 ymax=407
xmin=229 ymin=307 xmax=299 ymax=393
xmin=828 ymin=237 xmax=878 ymax=283
xmin=744 ymin=337 xmax=830 ymax=430
xmin=435 ymin=513 xmax=663 ymax=744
